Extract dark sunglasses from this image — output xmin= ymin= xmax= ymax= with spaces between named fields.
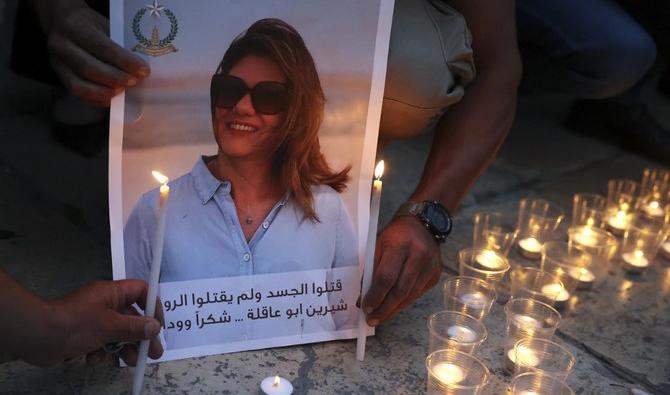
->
xmin=210 ymin=74 xmax=291 ymax=115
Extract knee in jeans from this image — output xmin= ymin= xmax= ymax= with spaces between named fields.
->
xmin=580 ymin=29 xmax=657 ymax=98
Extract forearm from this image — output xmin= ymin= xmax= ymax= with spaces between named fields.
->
xmin=0 ymin=269 xmax=54 ymax=362
xmin=409 ymin=67 xmax=520 ymax=212
xmin=410 ymin=0 xmax=521 ymax=213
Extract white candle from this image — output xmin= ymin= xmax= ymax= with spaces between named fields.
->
xmin=505 ymin=344 xmax=540 ymax=372
xmin=357 ymin=160 xmax=384 ymax=361
xmin=541 ymin=283 xmax=570 ymax=309
xmin=518 ymin=237 xmax=542 ymax=260
xmin=446 ymin=325 xmax=477 ymax=343
xmin=573 ymin=226 xmax=598 ymax=247
xmin=513 ymin=314 xmax=540 ymax=329
xmin=607 ymin=209 xmax=629 ymax=236
xmin=568 ymin=267 xmax=596 ymax=289
xmin=432 ymin=362 xmax=465 ymax=385
xmin=460 ymin=292 xmax=488 ymax=309
xmin=508 ymin=345 xmax=540 ymax=366
xmin=475 ymin=249 xmax=505 ymax=269
xmin=622 ymin=250 xmax=650 ymax=274
xmin=133 ymin=171 xmax=170 ymax=395
xmin=261 ymin=375 xmax=294 ymax=395
xmin=644 ymin=201 xmax=665 ymax=218
xmin=661 ymin=241 xmax=670 ymax=261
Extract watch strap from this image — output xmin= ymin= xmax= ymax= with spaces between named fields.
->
xmin=394 ymin=201 xmax=425 ymax=218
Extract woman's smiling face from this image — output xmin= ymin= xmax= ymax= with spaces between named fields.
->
xmin=212 ymin=54 xmax=287 ymax=160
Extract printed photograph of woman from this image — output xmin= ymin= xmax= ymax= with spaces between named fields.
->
xmin=124 ymin=19 xmax=358 ymax=283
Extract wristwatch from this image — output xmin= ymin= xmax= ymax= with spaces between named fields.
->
xmin=394 ymin=201 xmax=453 ymax=243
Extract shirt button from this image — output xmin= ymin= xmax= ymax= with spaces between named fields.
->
xmin=243 ymin=253 xmax=251 ymax=262
xmin=262 ymin=221 xmax=269 ymax=229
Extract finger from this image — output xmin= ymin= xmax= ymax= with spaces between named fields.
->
xmin=148 ymin=335 xmax=164 ymax=360
xmin=367 ymin=250 xmax=424 ymax=324
xmin=396 ymin=257 xmax=442 ymax=313
xmin=51 ymin=58 xmax=120 ymax=103
xmin=154 ymin=298 xmax=165 ymax=327
xmin=119 ymin=344 xmax=138 ymax=367
xmin=72 ymin=23 xmax=150 ymax=77
xmin=111 ymin=279 xmax=150 ymax=310
xmin=106 ymin=311 xmax=161 ymax=343
xmin=362 ymin=245 xmax=406 ymax=314
xmin=48 ymin=33 xmax=135 ymax=89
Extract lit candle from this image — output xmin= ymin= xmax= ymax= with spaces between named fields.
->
xmin=460 ymin=292 xmax=488 ymax=309
xmin=541 ymin=283 xmax=570 ymax=309
xmin=661 ymin=241 xmax=670 ymax=261
xmin=133 ymin=171 xmax=170 ymax=395
xmin=504 ymin=344 xmax=540 ymax=372
xmin=357 ymin=160 xmax=384 ymax=361
xmin=607 ymin=208 xmax=629 ymax=236
xmin=573 ymin=226 xmax=598 ymax=248
xmin=432 ymin=362 xmax=465 ymax=385
xmin=513 ymin=314 xmax=540 ymax=329
xmin=518 ymin=237 xmax=542 ymax=260
xmin=621 ymin=250 xmax=650 ymax=274
xmin=568 ymin=267 xmax=596 ymax=289
xmin=446 ymin=325 xmax=477 ymax=343
xmin=261 ymin=375 xmax=294 ymax=395
xmin=475 ymin=249 xmax=505 ymax=269
xmin=644 ymin=201 xmax=665 ymax=218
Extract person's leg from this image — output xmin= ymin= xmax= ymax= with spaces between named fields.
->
xmin=517 ymin=0 xmax=670 ymax=164
xmin=517 ymin=0 xmax=657 ymax=99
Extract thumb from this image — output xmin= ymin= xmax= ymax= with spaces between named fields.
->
xmin=107 ymin=313 xmax=161 ymax=343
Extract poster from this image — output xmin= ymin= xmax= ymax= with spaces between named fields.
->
xmin=110 ymin=0 xmax=393 ymax=362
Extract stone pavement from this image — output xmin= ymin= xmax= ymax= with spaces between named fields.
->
xmin=1 ymin=4 xmax=670 ymax=394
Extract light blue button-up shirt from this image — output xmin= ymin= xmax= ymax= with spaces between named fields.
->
xmin=124 ymin=157 xmax=358 ymax=283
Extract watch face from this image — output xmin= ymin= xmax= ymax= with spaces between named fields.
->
xmin=424 ymin=202 xmax=452 ymax=234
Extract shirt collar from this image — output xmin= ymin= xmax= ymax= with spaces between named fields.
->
xmin=192 ymin=156 xmax=230 ymax=204
xmin=191 ymin=155 xmax=291 ymax=206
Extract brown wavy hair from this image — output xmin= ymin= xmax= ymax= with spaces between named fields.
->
xmin=213 ymin=18 xmax=350 ymax=222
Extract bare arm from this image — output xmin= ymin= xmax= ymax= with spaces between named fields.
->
xmin=0 ymin=269 xmax=163 ymax=366
xmin=363 ymin=0 xmax=521 ymax=324
xmin=411 ymin=0 xmax=522 ymax=209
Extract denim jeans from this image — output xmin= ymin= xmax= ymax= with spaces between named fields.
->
xmin=517 ymin=0 xmax=657 ymax=99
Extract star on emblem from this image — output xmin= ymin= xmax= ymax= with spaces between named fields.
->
xmin=145 ymin=0 xmax=165 ymax=17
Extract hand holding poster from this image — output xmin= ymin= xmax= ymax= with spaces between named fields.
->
xmin=110 ymin=0 xmax=393 ymax=363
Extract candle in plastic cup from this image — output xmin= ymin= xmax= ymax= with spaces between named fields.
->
xmin=512 ymin=338 xmax=576 ymax=380
xmin=428 ymin=311 xmax=487 ymax=354
xmin=426 ymin=350 xmax=490 ymax=395
xmin=503 ymin=298 xmax=561 ymax=354
xmin=458 ymin=248 xmax=510 ymax=283
xmin=510 ymin=267 xmax=564 ymax=307
xmin=516 ymin=199 xmax=564 ymax=260
xmin=443 ymin=276 xmax=497 ymax=321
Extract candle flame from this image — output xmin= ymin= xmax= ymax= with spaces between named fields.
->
xmin=273 ymin=376 xmax=280 ymax=387
xmin=634 ymin=250 xmax=644 ymax=259
xmin=649 ymin=201 xmax=660 ymax=210
xmin=374 ymin=160 xmax=385 ymax=180
xmin=152 ymin=170 xmax=169 ymax=185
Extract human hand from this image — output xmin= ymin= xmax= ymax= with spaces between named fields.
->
xmin=31 ymin=280 xmax=163 ymax=367
xmin=362 ymin=215 xmax=443 ymax=326
xmin=35 ymin=0 xmax=150 ymax=105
